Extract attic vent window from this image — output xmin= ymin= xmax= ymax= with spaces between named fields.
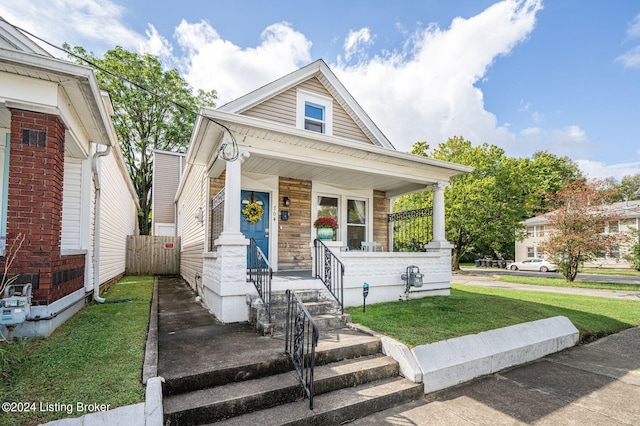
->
xmin=296 ymin=89 xmax=333 ymax=135
xmin=21 ymin=129 xmax=46 ymax=148
xmin=304 ymin=102 xmax=325 ymax=133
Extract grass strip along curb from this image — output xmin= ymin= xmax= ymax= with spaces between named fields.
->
xmin=0 ymin=276 xmax=153 ymax=426
xmin=346 ymin=285 xmax=640 ymax=348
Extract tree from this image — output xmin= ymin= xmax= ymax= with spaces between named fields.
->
xmin=526 ymin=151 xmax=584 ymax=214
xmin=398 ymin=137 xmax=531 ymax=270
xmin=540 ymin=180 xmax=624 ymax=281
xmin=65 ymin=45 xmax=217 ymax=234
xmin=620 ymin=173 xmax=640 ymax=200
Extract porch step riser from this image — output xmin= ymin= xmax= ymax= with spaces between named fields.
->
xmin=257 ymin=316 xmax=350 ymax=336
xmin=254 ymin=302 xmax=341 ymax=323
xmin=217 ymin=377 xmax=424 ymax=426
xmin=164 ymin=357 xmax=399 ymax=425
xmin=163 ymin=340 xmax=381 ymax=396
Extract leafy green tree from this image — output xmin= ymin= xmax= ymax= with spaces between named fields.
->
xmin=526 ymin=151 xmax=584 ymax=213
xmin=65 ymin=45 xmax=217 ymax=234
xmin=398 ymin=137 xmax=531 ymax=270
xmin=540 ymin=180 xmax=624 ymax=281
xmin=620 ymin=173 xmax=640 ymax=200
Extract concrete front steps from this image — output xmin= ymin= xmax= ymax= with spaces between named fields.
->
xmin=162 ymin=328 xmax=423 ymax=425
xmin=248 ymin=289 xmax=350 ymax=335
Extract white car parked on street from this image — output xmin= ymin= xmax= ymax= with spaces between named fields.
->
xmin=506 ymin=258 xmax=557 ymax=272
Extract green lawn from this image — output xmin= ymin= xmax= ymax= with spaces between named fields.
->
xmin=579 ymin=267 xmax=640 ymax=277
xmin=0 ymin=276 xmax=153 ymax=426
xmin=346 ymin=284 xmax=640 ymax=348
xmin=497 ymin=274 xmax=640 ymax=292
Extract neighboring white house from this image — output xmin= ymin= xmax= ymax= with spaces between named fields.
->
xmin=167 ymin=59 xmax=473 ymax=323
xmin=0 ymin=19 xmax=139 ymax=337
xmin=516 ymin=199 xmax=640 ymax=268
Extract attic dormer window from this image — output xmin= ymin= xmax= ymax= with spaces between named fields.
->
xmin=297 ymin=89 xmax=333 ymax=135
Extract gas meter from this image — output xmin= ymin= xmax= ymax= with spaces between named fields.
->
xmin=401 ymin=265 xmax=423 ymax=292
xmin=1 ymin=283 xmax=32 ymax=326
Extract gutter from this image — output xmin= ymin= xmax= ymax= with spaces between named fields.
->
xmin=91 ymin=145 xmax=111 ymax=303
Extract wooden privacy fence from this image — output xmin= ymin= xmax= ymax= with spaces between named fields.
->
xmin=126 ymin=235 xmax=180 ymax=276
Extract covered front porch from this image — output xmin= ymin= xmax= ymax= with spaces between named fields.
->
xmin=180 ymin=109 xmax=471 ymax=323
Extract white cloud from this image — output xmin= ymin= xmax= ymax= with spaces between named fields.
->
xmin=576 ymin=159 xmax=640 ymax=181
xmin=173 ymin=20 xmax=312 ymax=104
xmin=626 ymin=13 xmax=640 ymax=39
xmin=617 ymin=13 xmax=640 ymax=69
xmin=520 ymin=127 xmax=542 ymax=137
xmin=617 ymin=46 xmax=640 ymax=69
xmin=142 ymin=24 xmax=172 ymax=60
xmin=343 ymin=28 xmax=374 ymax=61
xmin=332 ymin=0 xmax=543 ymax=152
xmin=0 ymin=0 xmax=145 ymax=56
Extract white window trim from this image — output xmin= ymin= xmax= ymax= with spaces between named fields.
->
xmin=312 ymin=183 xmax=373 ymax=246
xmin=296 ymin=89 xmax=333 ymax=135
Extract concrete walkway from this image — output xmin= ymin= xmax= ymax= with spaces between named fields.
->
xmin=452 ymin=272 xmax=640 ymax=300
xmin=352 ymin=326 xmax=640 ymax=425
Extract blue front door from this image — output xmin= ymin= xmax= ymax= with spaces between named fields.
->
xmin=240 ymin=190 xmax=269 ymax=260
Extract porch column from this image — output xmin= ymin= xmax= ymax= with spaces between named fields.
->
xmin=425 ymin=181 xmax=453 ymax=249
xmin=217 ymin=151 xmax=250 ymax=244
xmin=205 ymin=150 xmax=251 ymax=323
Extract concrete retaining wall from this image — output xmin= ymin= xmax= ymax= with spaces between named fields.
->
xmin=412 ymin=316 xmax=579 ymax=393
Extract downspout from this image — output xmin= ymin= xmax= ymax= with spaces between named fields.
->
xmin=91 ymin=145 xmax=112 ymax=303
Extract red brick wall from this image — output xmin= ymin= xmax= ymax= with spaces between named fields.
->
xmin=278 ymin=177 xmax=312 ymax=270
xmin=3 ymin=109 xmax=85 ymax=305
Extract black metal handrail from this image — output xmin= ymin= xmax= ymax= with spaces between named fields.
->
xmin=285 ymin=290 xmax=319 ymax=410
xmin=313 ymin=239 xmax=345 ymax=314
xmin=248 ymin=238 xmax=272 ymax=323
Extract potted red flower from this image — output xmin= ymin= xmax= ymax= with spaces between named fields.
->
xmin=313 ymin=217 xmax=338 ymax=240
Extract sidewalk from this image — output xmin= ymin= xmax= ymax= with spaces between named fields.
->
xmin=351 ymin=326 xmax=640 ymax=425
xmin=452 ymin=272 xmax=640 ymax=300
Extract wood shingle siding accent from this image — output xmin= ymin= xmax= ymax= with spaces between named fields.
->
xmin=241 ymin=77 xmax=373 ymax=145
xmin=373 ymin=190 xmax=390 ymax=251
xmin=278 ymin=177 xmax=312 ymax=270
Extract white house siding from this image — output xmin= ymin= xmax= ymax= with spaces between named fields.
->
xmin=338 ymin=251 xmax=452 ymax=307
xmin=98 ymin=148 xmax=138 ymax=284
xmin=178 ymin=163 xmax=207 ymax=291
xmin=61 ymin=159 xmax=83 ymax=250
xmin=241 ymin=77 xmax=372 ymax=145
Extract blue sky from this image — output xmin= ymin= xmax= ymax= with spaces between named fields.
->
xmin=1 ymin=1 xmax=639 ymax=180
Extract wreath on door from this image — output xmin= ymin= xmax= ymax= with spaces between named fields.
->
xmin=242 ymin=202 xmax=264 ymax=224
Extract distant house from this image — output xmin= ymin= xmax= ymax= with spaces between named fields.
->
xmin=0 ymin=19 xmax=139 ymax=337
xmin=516 ymin=199 xmax=640 ymax=268
xmin=152 ymin=150 xmax=185 ymax=236
xmin=156 ymin=59 xmax=472 ymax=323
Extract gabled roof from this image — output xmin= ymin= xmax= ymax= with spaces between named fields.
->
xmin=0 ymin=17 xmax=51 ymax=55
xmin=218 ymin=59 xmax=395 ymax=150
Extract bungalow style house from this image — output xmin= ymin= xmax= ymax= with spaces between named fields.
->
xmin=516 ymin=199 xmax=640 ymax=268
xmin=170 ymin=59 xmax=472 ymax=323
xmin=0 ymin=19 xmax=139 ymax=337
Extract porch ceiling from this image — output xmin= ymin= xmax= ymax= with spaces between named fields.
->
xmin=189 ymin=109 xmax=473 ymax=198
